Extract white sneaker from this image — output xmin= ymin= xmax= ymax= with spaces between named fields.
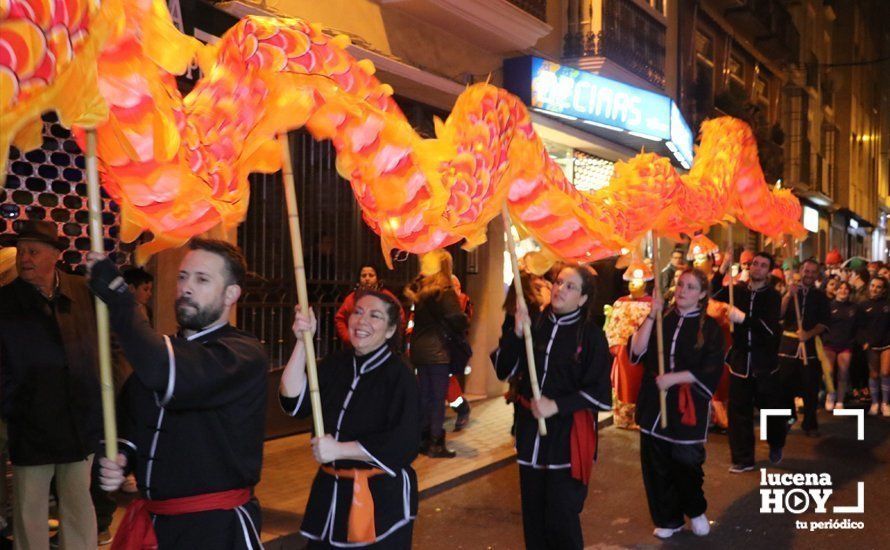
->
xmin=869 ymin=403 xmax=880 ymax=416
xmin=653 ymin=526 xmax=684 ymax=539
xmin=882 ymin=403 xmax=890 ymax=417
xmin=825 ymin=400 xmax=835 ymax=411
xmin=834 ymin=401 xmax=845 ymax=410
xmin=690 ymin=514 xmax=710 ymax=536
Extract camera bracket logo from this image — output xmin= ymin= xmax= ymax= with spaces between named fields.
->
xmin=757 ymin=409 xmax=865 ymax=531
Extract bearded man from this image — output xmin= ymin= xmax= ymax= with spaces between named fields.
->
xmin=87 ymin=238 xmax=267 ymax=549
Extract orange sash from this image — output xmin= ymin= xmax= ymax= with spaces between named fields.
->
xmin=322 ymin=466 xmax=386 ymax=543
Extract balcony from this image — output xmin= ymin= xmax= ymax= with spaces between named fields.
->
xmin=710 ymin=0 xmax=799 ymax=62
xmin=724 ymin=0 xmax=773 ymax=37
xmin=755 ymin=4 xmax=800 ymax=62
xmin=507 ymin=0 xmax=546 ymax=21
xmin=563 ymin=0 xmax=666 ymax=90
xmin=377 ymin=0 xmax=552 ymax=53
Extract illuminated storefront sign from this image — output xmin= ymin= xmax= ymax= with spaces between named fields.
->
xmin=803 ymin=206 xmax=819 ymax=233
xmin=505 ymin=56 xmax=694 ymax=169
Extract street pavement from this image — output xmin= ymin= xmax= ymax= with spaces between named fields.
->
xmin=414 ymin=408 xmax=889 ymax=549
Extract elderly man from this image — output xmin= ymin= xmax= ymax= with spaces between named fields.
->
xmin=87 ymin=238 xmax=267 ymax=549
xmin=0 ymin=220 xmax=100 ymax=549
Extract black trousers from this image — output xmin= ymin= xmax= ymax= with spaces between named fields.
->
xmin=728 ymin=370 xmax=787 ymax=465
xmin=306 ymin=521 xmax=413 ymax=549
xmin=519 ymin=466 xmax=587 ymax=550
xmin=639 ymin=434 xmax=707 ymax=529
xmin=778 ymin=357 xmax=820 ymax=431
xmin=417 ymin=364 xmax=451 ymax=438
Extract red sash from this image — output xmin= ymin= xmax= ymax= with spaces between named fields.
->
xmin=677 ymin=384 xmax=697 ymax=426
xmin=516 ymin=397 xmax=598 ymax=485
xmin=569 ymin=409 xmax=597 ymax=485
xmin=111 ymin=488 xmax=251 ymax=550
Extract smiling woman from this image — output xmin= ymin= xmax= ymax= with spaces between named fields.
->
xmin=278 ymin=293 xmax=419 ymax=548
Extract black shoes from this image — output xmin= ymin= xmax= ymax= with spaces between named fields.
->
xmin=769 ymin=446 xmax=783 ymax=465
xmin=424 ymin=434 xmax=457 ymax=459
xmin=453 ymin=401 xmax=471 ymax=432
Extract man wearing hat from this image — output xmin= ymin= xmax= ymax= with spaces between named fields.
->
xmin=0 ymin=220 xmax=101 ymax=548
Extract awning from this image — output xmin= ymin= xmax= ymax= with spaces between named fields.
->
xmin=835 ymin=207 xmax=875 ymax=229
xmin=792 ymin=187 xmax=838 ymax=213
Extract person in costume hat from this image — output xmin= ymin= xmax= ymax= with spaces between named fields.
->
xmin=281 ymin=290 xmax=419 ymax=548
xmin=781 ymin=257 xmax=800 ymax=289
xmin=630 ymin=268 xmax=725 ymax=539
xmin=825 ymin=249 xmax=843 ymax=272
xmin=494 ymin=263 xmax=611 ymax=549
xmin=604 ymin=262 xmax=654 ymax=429
xmin=848 ymin=262 xmax=870 ymax=304
xmin=0 ymin=220 xmax=102 ymax=549
xmin=89 ymin=239 xmax=267 ymax=549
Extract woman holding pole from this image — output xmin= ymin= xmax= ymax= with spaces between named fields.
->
xmin=493 ymin=263 xmax=611 ymax=550
xmin=630 ymin=268 xmax=725 ymax=539
xmin=279 ymin=291 xmax=419 ymax=548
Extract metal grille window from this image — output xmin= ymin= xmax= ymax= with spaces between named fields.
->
xmin=237 ymin=100 xmax=467 ymax=371
xmin=1 ymin=113 xmax=133 ymax=271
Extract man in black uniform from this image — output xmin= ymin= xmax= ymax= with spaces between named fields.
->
xmin=88 ymin=239 xmax=267 ymax=549
xmin=718 ymin=252 xmax=784 ymax=471
xmin=778 ymin=258 xmax=830 ymax=438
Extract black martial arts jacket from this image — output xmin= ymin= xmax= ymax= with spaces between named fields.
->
xmin=493 ymin=307 xmax=612 ymax=469
xmin=715 ymin=283 xmax=781 ymax=378
xmin=280 ymin=344 xmax=420 ymax=547
xmin=631 ymin=309 xmax=725 ymax=444
xmin=90 ymin=259 xmax=268 ymax=549
xmin=779 ymin=286 xmax=830 ymax=360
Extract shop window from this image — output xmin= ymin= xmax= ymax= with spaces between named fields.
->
xmin=726 ymin=53 xmax=747 ymax=99
xmin=695 ymin=31 xmax=713 ymax=63
xmin=754 ymin=73 xmax=770 ymax=116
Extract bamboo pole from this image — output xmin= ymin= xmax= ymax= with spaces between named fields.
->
xmin=727 ymin=225 xmax=735 ymax=333
xmin=279 ymin=133 xmax=325 ymax=437
xmin=85 ymin=129 xmax=118 ymax=460
xmin=650 ymin=231 xmax=668 ymax=428
xmin=502 ymin=205 xmax=547 ymax=436
xmin=792 ymin=290 xmax=809 ymax=366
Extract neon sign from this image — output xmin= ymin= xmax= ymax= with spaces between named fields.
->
xmin=508 ymin=57 xmax=695 ymax=168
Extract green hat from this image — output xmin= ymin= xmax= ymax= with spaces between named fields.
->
xmin=847 ymin=258 xmax=866 ymax=272
xmin=781 ymin=257 xmax=800 ymax=271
